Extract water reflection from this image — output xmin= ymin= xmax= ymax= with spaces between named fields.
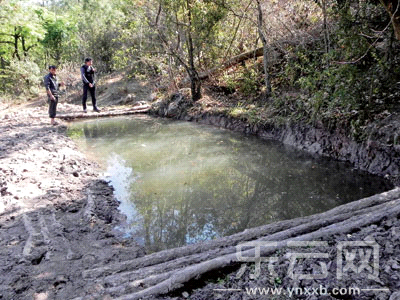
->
xmin=69 ymin=116 xmax=393 ymax=252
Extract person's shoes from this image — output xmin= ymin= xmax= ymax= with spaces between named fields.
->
xmin=93 ymin=107 xmax=101 ymax=113
xmin=83 ymin=109 xmax=87 ymax=113
xmin=51 ymin=121 xmax=59 ymax=126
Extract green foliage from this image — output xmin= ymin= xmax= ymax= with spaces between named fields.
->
xmin=68 ymin=0 xmax=128 ymax=72
xmin=0 ymin=0 xmax=134 ymax=99
xmin=222 ymin=64 xmax=263 ymax=96
xmin=40 ymin=14 xmax=78 ymax=64
xmin=0 ymin=2 xmax=56 ymax=97
xmin=1 ymin=59 xmax=41 ymax=96
xmin=159 ymin=0 xmax=228 ymax=64
xmin=189 ymin=0 xmax=227 ymax=64
xmin=228 ymin=103 xmax=264 ymax=125
xmin=271 ymin=0 xmax=400 ymax=139
xmin=0 ymin=0 xmax=399 ymax=132
xmin=0 ymin=1 xmax=45 ymax=62
xmin=239 ymin=68 xmax=261 ymax=95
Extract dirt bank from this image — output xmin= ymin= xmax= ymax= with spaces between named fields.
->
xmin=0 ymin=102 xmax=145 ymax=300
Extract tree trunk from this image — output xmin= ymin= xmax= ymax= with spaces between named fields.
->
xmin=13 ymin=27 xmax=20 ymax=60
xmin=186 ymin=0 xmax=201 ymax=101
xmin=256 ymin=0 xmax=271 ymax=98
xmin=189 ymin=71 xmax=201 ymax=101
xmin=380 ymin=0 xmax=400 ymax=40
xmin=154 ymin=0 xmax=201 ymax=101
xmin=321 ymin=0 xmax=330 ymax=54
xmin=22 ymin=36 xmax=27 ymax=57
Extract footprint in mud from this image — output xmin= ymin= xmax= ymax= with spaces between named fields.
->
xmin=53 ymin=275 xmax=68 ymax=290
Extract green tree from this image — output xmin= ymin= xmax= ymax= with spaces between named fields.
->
xmin=0 ymin=1 xmax=44 ymax=61
xmin=73 ymin=0 xmax=126 ymax=72
xmin=39 ymin=13 xmax=78 ymax=65
xmin=0 ymin=1 xmax=45 ymax=95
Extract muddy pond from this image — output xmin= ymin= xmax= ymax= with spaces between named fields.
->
xmin=68 ymin=115 xmax=393 ymax=252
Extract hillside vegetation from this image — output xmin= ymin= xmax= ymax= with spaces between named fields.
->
xmin=1 ymin=0 xmax=400 ymax=139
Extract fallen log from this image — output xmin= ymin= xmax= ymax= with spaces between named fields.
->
xmin=197 ymin=47 xmax=264 ymax=80
xmin=178 ymin=47 xmax=264 ymax=85
xmin=82 ymin=188 xmax=400 ymax=280
xmin=182 ymin=31 xmax=321 ymax=84
xmin=99 ymin=196 xmax=399 ymax=290
xmin=57 ymin=105 xmax=151 ymax=121
xmin=73 ymin=190 xmax=400 ymax=300
xmin=115 ymin=198 xmax=400 ymax=300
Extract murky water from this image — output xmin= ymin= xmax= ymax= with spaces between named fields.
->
xmin=68 ymin=116 xmax=393 ymax=251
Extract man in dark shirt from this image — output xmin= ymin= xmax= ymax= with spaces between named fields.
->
xmin=44 ymin=65 xmax=62 ymax=125
xmin=81 ymin=57 xmax=100 ymax=113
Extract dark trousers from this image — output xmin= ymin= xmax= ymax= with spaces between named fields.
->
xmin=82 ymin=84 xmax=97 ymax=110
xmin=48 ymin=97 xmax=58 ymax=118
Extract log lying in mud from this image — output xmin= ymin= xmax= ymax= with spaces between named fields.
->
xmin=118 ymin=199 xmax=400 ymax=300
xmin=76 ymin=188 xmax=400 ymax=300
xmin=83 ymin=188 xmax=400 ymax=280
xmin=57 ymin=104 xmax=151 ymax=121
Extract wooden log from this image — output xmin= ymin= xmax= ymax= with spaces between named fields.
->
xmin=100 ymin=196 xmax=399 ymax=291
xmin=197 ymin=47 xmax=264 ymax=80
xmin=82 ymin=188 xmax=400 ymax=280
xmin=99 ymin=196 xmax=397 ymax=290
xmin=74 ymin=189 xmax=400 ymax=300
xmin=57 ymin=105 xmax=151 ymax=121
xmin=114 ymin=199 xmax=400 ymax=300
xmin=104 ymin=271 xmax=175 ymax=297
xmin=178 ymin=47 xmax=264 ymax=85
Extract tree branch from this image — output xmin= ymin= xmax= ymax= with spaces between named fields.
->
xmin=334 ymin=0 xmax=399 ymax=64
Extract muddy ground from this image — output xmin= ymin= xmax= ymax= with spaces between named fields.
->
xmin=0 ymin=102 xmax=145 ymax=300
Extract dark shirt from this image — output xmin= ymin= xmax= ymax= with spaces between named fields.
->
xmin=81 ymin=65 xmax=95 ymax=85
xmin=43 ymin=73 xmax=59 ymax=97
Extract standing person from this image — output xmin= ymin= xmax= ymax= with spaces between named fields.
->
xmin=81 ymin=57 xmax=100 ymax=113
xmin=44 ymin=65 xmax=63 ymax=125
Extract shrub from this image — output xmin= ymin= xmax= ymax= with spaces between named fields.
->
xmin=1 ymin=59 xmax=41 ymax=97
